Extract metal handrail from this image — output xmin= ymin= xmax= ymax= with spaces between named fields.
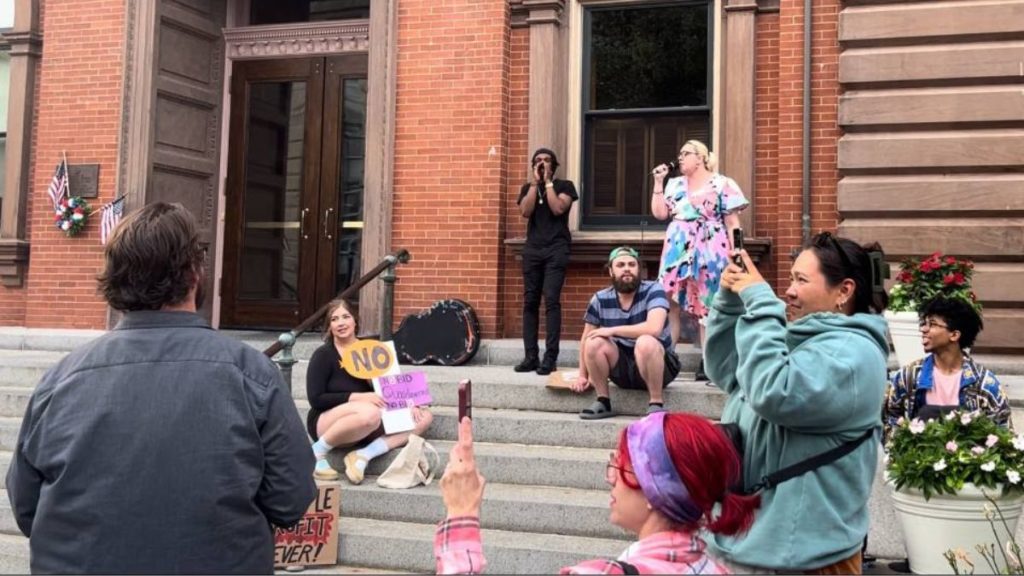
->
xmin=264 ymin=249 xmax=411 ymax=390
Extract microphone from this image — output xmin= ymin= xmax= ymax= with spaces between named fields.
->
xmin=650 ymin=161 xmax=677 ymax=177
xmin=537 ymin=164 xmax=545 ymax=205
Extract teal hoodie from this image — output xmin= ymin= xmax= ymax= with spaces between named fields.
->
xmin=704 ymin=283 xmax=888 ymax=570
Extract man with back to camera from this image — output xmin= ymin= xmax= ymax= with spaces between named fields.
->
xmin=515 ymin=147 xmax=578 ymax=376
xmin=571 ymin=246 xmax=681 ymax=419
xmin=6 ymin=202 xmax=316 ymax=574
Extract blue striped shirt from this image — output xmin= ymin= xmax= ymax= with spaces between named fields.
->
xmin=583 ymin=280 xmax=672 ymax=350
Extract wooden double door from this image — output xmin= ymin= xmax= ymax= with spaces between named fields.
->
xmin=222 ymin=55 xmax=368 ymax=329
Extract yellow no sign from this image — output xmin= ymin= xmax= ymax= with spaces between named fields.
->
xmin=340 ymin=339 xmax=398 ymax=379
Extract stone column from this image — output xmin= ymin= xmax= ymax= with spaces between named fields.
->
xmin=720 ymin=0 xmax=757 ymax=232
xmin=522 ymin=0 xmax=567 ymax=169
xmin=0 ymin=0 xmax=41 ymax=287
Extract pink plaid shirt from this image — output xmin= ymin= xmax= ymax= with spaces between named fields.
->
xmin=434 ymin=516 xmax=731 ymax=574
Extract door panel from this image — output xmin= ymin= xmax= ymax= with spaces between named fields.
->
xmin=222 ymin=59 xmax=324 ymax=328
xmin=317 ymin=55 xmax=370 ymax=306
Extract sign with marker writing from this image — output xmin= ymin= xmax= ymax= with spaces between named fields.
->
xmin=274 ymin=483 xmax=341 ymax=568
xmin=375 ymin=372 xmax=432 ymax=409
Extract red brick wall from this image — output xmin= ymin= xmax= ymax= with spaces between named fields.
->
xmin=18 ymin=0 xmax=124 ymax=329
xmin=391 ymin=0 xmax=511 ymax=337
xmin=765 ymin=0 xmax=841 ymax=292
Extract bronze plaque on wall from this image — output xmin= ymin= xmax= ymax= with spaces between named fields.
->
xmin=68 ymin=164 xmax=100 ymax=198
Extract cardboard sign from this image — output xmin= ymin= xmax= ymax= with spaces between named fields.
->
xmin=546 ymin=369 xmax=579 ymax=390
xmin=375 ymin=372 xmax=433 ymax=409
xmin=274 ymin=483 xmax=341 ymax=569
xmin=339 ymin=340 xmax=401 ymax=379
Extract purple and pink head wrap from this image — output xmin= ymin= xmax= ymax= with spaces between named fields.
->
xmin=625 ymin=411 xmax=703 ymax=525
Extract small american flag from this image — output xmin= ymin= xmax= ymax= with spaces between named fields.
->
xmin=46 ymin=159 xmax=68 ymax=210
xmin=100 ymin=196 xmax=126 ymax=245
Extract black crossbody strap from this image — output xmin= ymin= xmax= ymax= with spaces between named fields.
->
xmin=616 ymin=560 xmax=640 ymax=575
xmin=748 ymin=428 xmax=875 ymax=494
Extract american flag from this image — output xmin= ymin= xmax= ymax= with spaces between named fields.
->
xmin=100 ymin=196 xmax=126 ymax=245
xmin=46 ymin=159 xmax=68 ymax=210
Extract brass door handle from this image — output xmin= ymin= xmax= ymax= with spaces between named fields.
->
xmin=324 ymin=208 xmax=333 ymax=240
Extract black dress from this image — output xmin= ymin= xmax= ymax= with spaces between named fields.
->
xmin=305 ymin=342 xmax=383 ymax=446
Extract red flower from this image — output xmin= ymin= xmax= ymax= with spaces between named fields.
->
xmin=945 ymin=256 xmax=956 ymax=265
xmin=920 ymin=260 xmax=937 ymax=273
xmin=943 ymin=273 xmax=960 ymax=286
xmin=897 ymin=271 xmax=913 ymax=284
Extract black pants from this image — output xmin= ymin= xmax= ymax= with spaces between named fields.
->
xmin=522 ymin=244 xmax=570 ymax=362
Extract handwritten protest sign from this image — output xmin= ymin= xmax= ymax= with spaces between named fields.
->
xmin=340 ymin=340 xmax=401 ymax=380
xmin=274 ymin=483 xmax=341 ymax=569
xmin=375 ymin=372 xmax=432 ymax=409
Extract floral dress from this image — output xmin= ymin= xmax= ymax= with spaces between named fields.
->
xmin=657 ymin=173 xmax=748 ymax=319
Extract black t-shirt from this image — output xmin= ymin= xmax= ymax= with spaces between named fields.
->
xmin=517 ymin=178 xmax=578 ymax=248
xmin=305 ymin=341 xmax=373 ymax=439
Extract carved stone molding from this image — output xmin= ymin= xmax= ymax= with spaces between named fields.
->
xmin=224 ymin=20 xmax=370 ymax=59
xmin=0 ymin=239 xmax=30 ymax=287
xmin=3 ymin=31 xmax=42 ymax=56
xmin=509 ymin=0 xmax=529 ymax=28
xmin=512 ymin=0 xmax=565 ymax=27
xmin=757 ymin=0 xmax=780 ymax=13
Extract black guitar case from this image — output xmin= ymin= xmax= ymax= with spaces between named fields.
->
xmin=393 ymin=299 xmax=481 ymax=366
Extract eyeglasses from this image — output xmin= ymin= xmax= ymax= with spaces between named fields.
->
xmin=678 ymin=150 xmax=696 ymax=158
xmin=606 ymin=453 xmax=636 ymax=485
xmin=919 ymin=318 xmax=950 ymax=330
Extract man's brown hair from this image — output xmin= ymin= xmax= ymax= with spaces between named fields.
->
xmin=97 ymin=202 xmax=205 ymax=311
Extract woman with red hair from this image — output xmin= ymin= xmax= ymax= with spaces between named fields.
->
xmin=435 ymin=414 xmax=760 ymax=574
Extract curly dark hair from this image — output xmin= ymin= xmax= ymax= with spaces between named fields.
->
xmin=97 ymin=202 xmax=205 ymax=311
xmin=921 ymin=297 xmax=983 ymax=349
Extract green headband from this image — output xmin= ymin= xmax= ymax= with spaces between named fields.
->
xmin=608 ymin=246 xmax=639 ymax=263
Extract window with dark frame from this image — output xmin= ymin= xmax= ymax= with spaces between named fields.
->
xmin=582 ymin=2 xmax=712 ymax=228
xmin=249 ymin=0 xmax=370 ymax=25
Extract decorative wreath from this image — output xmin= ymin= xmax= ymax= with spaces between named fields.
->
xmin=54 ymin=196 xmax=91 ymax=237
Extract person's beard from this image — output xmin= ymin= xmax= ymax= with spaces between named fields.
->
xmin=613 ymin=274 xmax=639 ymax=294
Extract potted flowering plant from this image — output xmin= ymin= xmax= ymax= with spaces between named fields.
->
xmin=886 ymin=252 xmax=981 ymax=365
xmin=887 ymin=410 xmax=1024 ymax=573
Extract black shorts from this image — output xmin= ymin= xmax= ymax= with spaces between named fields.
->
xmin=609 ymin=341 xmax=681 ymax=390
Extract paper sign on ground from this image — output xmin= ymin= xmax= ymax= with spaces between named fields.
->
xmin=274 ymin=482 xmax=340 ymax=568
xmin=546 ymin=369 xmax=579 ymax=390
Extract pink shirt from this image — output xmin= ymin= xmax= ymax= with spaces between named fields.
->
xmin=926 ymin=368 xmax=962 ymax=406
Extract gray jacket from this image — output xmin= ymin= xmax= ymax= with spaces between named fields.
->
xmin=6 ymin=311 xmax=316 ymax=574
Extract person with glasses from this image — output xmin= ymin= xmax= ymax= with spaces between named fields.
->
xmin=434 ymin=413 xmax=760 ymax=574
xmin=650 ymin=140 xmax=748 ymax=381
xmin=703 ymin=232 xmax=890 ymax=574
xmin=883 ymin=296 xmax=1010 ymax=442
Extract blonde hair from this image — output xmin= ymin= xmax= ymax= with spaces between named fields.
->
xmin=684 ymin=139 xmax=718 ymax=172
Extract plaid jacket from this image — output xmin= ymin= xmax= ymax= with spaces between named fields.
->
xmin=434 ymin=516 xmax=731 ymax=574
xmin=883 ymin=353 xmax=1011 ymax=442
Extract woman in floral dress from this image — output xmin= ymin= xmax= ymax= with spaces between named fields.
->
xmin=651 ymin=140 xmax=748 ymax=379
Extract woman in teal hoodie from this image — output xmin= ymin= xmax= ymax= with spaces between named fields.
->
xmin=704 ymin=232 xmax=890 ymax=574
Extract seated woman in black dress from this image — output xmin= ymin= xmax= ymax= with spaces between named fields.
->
xmin=307 ymin=298 xmax=433 ymax=483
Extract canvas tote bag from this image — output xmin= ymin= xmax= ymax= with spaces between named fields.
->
xmin=376 ymin=434 xmax=440 ymax=489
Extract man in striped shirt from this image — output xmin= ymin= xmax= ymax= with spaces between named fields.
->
xmin=571 ymin=246 xmax=681 ymax=419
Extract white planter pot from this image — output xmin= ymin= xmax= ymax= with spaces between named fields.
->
xmin=885 ymin=310 xmax=926 ymax=367
xmin=891 ymin=483 xmax=1024 ymax=574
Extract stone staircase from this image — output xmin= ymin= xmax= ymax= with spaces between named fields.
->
xmin=0 ymin=327 xmax=1023 ymax=573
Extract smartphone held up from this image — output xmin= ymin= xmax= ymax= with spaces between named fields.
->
xmin=458 ymin=379 xmax=472 ymax=422
xmin=732 ymin=228 xmax=746 ymax=271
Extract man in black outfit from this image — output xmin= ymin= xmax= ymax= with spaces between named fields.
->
xmin=515 ymin=147 xmax=578 ymax=375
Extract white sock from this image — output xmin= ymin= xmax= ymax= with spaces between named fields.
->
xmin=312 ymin=438 xmax=334 ymax=459
xmin=354 ymin=438 xmax=389 ymax=471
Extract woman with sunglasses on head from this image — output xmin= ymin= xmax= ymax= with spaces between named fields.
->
xmin=434 ymin=413 xmax=760 ymax=574
xmin=650 ymin=140 xmax=748 ymax=380
xmin=703 ymin=232 xmax=890 ymax=574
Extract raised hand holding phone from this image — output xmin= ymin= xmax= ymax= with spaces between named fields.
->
xmin=458 ymin=379 xmax=472 ymax=422
xmin=731 ymin=228 xmax=746 ymax=271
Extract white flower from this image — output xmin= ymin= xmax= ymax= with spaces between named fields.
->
xmin=60 ymin=221 xmax=71 ymax=231
xmin=934 ymin=459 xmax=948 ymax=472
xmin=987 ymin=434 xmax=1000 ymax=448
xmin=897 ymin=417 xmax=906 ymax=426
xmin=1008 ymin=470 xmax=1021 ymax=485
xmin=972 ymin=446 xmax=986 ymax=456
xmin=946 ymin=441 xmax=959 ymax=452
xmin=1013 ymin=435 xmax=1024 ymax=451
xmin=961 ymin=413 xmax=973 ymax=425
xmin=910 ymin=419 xmax=926 ymax=434
xmin=71 ymin=213 xmax=83 ymax=221
xmin=945 ymin=411 xmax=959 ymax=421
xmin=981 ymin=461 xmax=996 ymax=472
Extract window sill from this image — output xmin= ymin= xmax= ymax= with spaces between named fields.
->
xmin=505 ymin=231 xmax=771 ymax=264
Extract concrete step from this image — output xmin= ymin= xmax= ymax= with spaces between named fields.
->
xmin=295 ymin=363 xmax=726 ymax=418
xmin=298 ymin=402 xmax=636 ymax=451
xmin=339 ymin=517 xmax=625 ymax=574
xmin=0 ymin=418 xmax=20 ymax=453
xmin=0 ymin=388 xmax=29 ymax=419
xmin=336 ymin=440 xmax=608 ymax=491
xmin=338 ymin=478 xmax=626 ymax=541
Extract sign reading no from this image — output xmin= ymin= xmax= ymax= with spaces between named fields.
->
xmin=340 ymin=339 xmax=398 ymax=379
